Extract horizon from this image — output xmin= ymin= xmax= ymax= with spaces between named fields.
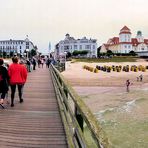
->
xmin=0 ymin=0 xmax=148 ymax=53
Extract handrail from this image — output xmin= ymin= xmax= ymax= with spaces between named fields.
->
xmin=50 ymin=64 xmax=110 ymax=148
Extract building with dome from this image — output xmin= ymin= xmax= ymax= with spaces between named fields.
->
xmin=101 ymin=26 xmax=148 ymax=56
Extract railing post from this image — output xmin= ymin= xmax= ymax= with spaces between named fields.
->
xmin=75 ymin=106 xmax=84 ymax=132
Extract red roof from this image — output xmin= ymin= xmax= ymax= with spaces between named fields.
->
xmin=120 ymin=26 xmax=130 ymax=31
xmin=131 ymin=38 xmax=138 ymax=46
xmin=144 ymin=39 xmax=148 ymax=45
xmin=112 ymin=37 xmax=119 ymax=44
xmin=120 ymin=26 xmax=131 ymax=34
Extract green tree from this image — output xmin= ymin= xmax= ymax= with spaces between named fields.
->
xmin=73 ymin=50 xmax=79 ymax=56
xmin=66 ymin=52 xmax=72 ymax=58
xmin=97 ymin=46 xmax=102 ymax=57
xmin=3 ymin=51 xmax=6 ymax=58
xmin=10 ymin=51 xmax=14 ymax=57
xmin=107 ymin=50 xmax=113 ymax=56
xmin=129 ymin=50 xmax=137 ymax=56
xmin=30 ymin=49 xmax=37 ymax=57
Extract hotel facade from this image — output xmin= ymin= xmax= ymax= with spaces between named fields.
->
xmin=0 ymin=37 xmax=35 ymax=57
xmin=101 ymin=26 xmax=148 ymax=56
xmin=55 ymin=34 xmax=97 ymax=59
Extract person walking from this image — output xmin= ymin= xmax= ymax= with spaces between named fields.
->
xmin=8 ymin=57 xmax=27 ymax=107
xmin=41 ymin=58 xmax=44 ymax=68
xmin=126 ymin=79 xmax=130 ymax=92
xmin=46 ymin=57 xmax=51 ymax=68
xmin=32 ymin=57 xmax=36 ymax=70
xmin=139 ymin=74 xmax=143 ymax=82
xmin=0 ymin=58 xmax=9 ymax=108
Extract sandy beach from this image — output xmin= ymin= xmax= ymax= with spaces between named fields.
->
xmin=62 ymin=60 xmax=148 ymax=148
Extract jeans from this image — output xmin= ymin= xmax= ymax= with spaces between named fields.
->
xmin=10 ymin=84 xmax=24 ymax=104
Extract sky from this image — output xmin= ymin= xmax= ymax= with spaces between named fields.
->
xmin=0 ymin=0 xmax=148 ymax=54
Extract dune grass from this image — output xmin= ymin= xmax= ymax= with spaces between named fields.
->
xmin=72 ymin=56 xmax=138 ymax=63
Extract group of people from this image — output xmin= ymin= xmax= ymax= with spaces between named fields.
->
xmin=0 ymin=56 xmax=27 ymax=108
xmin=126 ymin=74 xmax=143 ymax=92
xmin=37 ymin=57 xmax=51 ymax=69
xmin=25 ymin=56 xmax=52 ymax=71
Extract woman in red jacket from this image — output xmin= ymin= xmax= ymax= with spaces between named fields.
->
xmin=8 ymin=57 xmax=27 ymax=107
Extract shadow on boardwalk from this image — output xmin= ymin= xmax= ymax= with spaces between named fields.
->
xmin=0 ymin=67 xmax=68 ymax=148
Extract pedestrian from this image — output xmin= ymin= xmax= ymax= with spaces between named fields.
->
xmin=137 ymin=77 xmax=139 ymax=82
xmin=126 ymin=79 xmax=130 ymax=92
xmin=32 ymin=57 xmax=36 ymax=70
xmin=46 ymin=57 xmax=51 ymax=68
xmin=41 ymin=58 xmax=44 ymax=68
xmin=26 ymin=59 xmax=31 ymax=72
xmin=139 ymin=74 xmax=143 ymax=82
xmin=8 ymin=57 xmax=27 ymax=107
xmin=37 ymin=58 xmax=41 ymax=68
xmin=0 ymin=58 xmax=9 ymax=108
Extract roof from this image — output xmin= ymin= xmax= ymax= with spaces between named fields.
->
xmin=144 ymin=39 xmax=148 ymax=45
xmin=120 ymin=26 xmax=130 ymax=31
xmin=105 ymin=37 xmax=148 ymax=47
xmin=119 ymin=26 xmax=131 ymax=34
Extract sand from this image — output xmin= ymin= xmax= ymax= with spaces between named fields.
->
xmin=61 ymin=60 xmax=148 ymax=147
xmin=61 ymin=61 xmax=148 ymax=111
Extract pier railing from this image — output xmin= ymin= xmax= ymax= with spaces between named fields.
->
xmin=50 ymin=64 xmax=109 ymax=148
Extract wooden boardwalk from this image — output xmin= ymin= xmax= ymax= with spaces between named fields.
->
xmin=0 ymin=67 xmax=68 ymax=148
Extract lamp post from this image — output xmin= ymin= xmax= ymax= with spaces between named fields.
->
xmin=26 ymin=49 xmax=29 ymax=59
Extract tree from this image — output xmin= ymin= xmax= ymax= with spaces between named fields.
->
xmin=80 ymin=50 xmax=89 ymax=55
xmin=106 ymin=50 xmax=113 ymax=56
xmin=3 ymin=51 xmax=6 ymax=58
xmin=10 ymin=51 xmax=14 ymax=57
xmin=30 ymin=49 xmax=37 ymax=57
xmin=66 ymin=52 xmax=72 ymax=58
xmin=72 ymin=50 xmax=89 ymax=56
xmin=129 ymin=50 xmax=137 ymax=56
xmin=97 ymin=46 xmax=102 ymax=57
xmin=73 ymin=50 xmax=79 ymax=56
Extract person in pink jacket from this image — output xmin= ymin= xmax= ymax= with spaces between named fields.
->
xmin=8 ymin=57 xmax=27 ymax=107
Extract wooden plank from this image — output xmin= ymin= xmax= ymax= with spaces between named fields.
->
xmin=0 ymin=67 xmax=68 ymax=148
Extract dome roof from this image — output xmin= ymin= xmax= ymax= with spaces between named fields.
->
xmin=137 ymin=31 xmax=142 ymax=36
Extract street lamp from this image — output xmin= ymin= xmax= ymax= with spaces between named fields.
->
xmin=26 ymin=49 xmax=29 ymax=59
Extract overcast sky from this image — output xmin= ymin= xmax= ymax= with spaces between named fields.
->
xmin=0 ymin=0 xmax=148 ymax=53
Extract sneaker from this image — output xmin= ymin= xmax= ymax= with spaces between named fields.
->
xmin=20 ymin=99 xmax=24 ymax=103
xmin=11 ymin=104 xmax=14 ymax=107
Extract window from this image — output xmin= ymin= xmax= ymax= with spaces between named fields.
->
xmin=79 ymin=45 xmax=82 ymax=49
xmin=93 ymin=45 xmax=95 ymax=49
xmin=74 ymin=45 xmax=77 ymax=49
xmin=85 ymin=45 xmax=90 ymax=49
xmin=20 ymin=46 xmax=21 ymax=49
xmin=125 ymin=45 xmax=127 ymax=48
xmin=128 ymin=45 xmax=130 ymax=48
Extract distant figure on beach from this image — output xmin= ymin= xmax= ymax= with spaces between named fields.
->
xmin=126 ymin=79 xmax=130 ymax=92
xmin=139 ymin=74 xmax=143 ymax=82
xmin=137 ymin=77 xmax=139 ymax=82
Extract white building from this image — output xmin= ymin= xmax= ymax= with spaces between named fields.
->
xmin=101 ymin=26 xmax=148 ymax=56
xmin=55 ymin=34 xmax=97 ymax=58
xmin=0 ymin=37 xmax=35 ymax=56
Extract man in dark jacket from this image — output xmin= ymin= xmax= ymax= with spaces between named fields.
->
xmin=0 ymin=58 xmax=9 ymax=107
